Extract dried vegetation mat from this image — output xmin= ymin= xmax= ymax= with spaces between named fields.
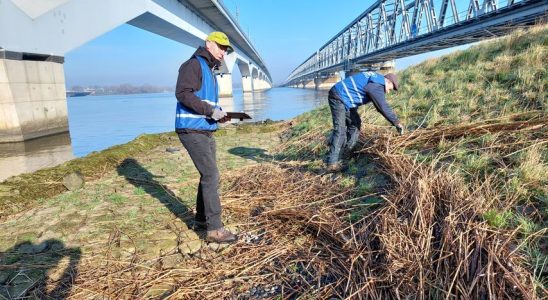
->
xmin=33 ymin=114 xmax=547 ymax=299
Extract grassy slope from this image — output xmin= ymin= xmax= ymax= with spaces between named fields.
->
xmin=282 ymin=24 xmax=547 ymax=292
xmin=392 ymin=25 xmax=547 ymax=207
xmin=394 ymin=25 xmax=546 ymax=127
xmin=0 ymin=24 xmax=545 ymax=298
xmin=0 ymin=122 xmax=282 ymax=219
xmin=290 ymin=23 xmax=546 ymax=204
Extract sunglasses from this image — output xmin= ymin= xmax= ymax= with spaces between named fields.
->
xmin=215 ymin=42 xmax=230 ymax=53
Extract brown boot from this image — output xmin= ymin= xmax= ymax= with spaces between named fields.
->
xmin=206 ymin=227 xmax=238 ymax=244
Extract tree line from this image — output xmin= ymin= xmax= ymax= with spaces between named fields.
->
xmin=68 ymin=84 xmax=174 ymax=95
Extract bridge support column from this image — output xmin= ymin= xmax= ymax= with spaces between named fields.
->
xmin=253 ymin=78 xmax=267 ymax=91
xmin=377 ymin=60 xmax=395 ymax=74
xmin=314 ymin=73 xmax=341 ymax=90
xmin=216 ymin=73 xmax=232 ymax=97
xmin=304 ymin=79 xmax=315 ymax=89
xmin=0 ymin=52 xmax=68 ymax=143
xmin=218 ymin=95 xmax=235 ymax=113
xmin=314 ymin=78 xmax=321 ymax=90
xmin=242 ymin=76 xmax=253 ymax=93
xmin=349 ymin=60 xmax=396 ymax=77
xmin=259 ymin=79 xmax=271 ymax=90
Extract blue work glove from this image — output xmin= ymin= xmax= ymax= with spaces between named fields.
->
xmin=211 ymin=107 xmax=227 ymax=121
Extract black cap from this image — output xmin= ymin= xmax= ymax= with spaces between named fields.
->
xmin=384 ymin=73 xmax=398 ymax=91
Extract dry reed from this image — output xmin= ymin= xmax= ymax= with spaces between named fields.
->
xmin=39 ymin=115 xmax=546 ymax=299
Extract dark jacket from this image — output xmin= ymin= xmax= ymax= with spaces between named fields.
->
xmin=362 ymin=83 xmax=399 ymax=126
xmin=175 ymin=47 xmax=220 ymax=134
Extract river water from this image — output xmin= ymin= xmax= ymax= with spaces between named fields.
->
xmin=0 ymin=87 xmax=329 ymax=181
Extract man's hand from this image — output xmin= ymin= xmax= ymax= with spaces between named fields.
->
xmin=395 ymin=123 xmax=405 ymax=135
xmin=218 ymin=116 xmax=232 ymax=123
xmin=211 ymin=107 xmax=227 ymax=121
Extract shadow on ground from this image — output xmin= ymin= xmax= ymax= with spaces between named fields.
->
xmin=116 ymin=158 xmax=195 ymax=230
xmin=0 ymin=239 xmax=81 ymax=299
xmin=229 ymin=145 xmax=331 ymax=176
xmin=228 ymin=147 xmax=273 ymax=163
xmin=228 ymin=146 xmax=323 ymax=174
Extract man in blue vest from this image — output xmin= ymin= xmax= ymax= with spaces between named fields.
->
xmin=326 ymin=72 xmax=404 ymax=172
xmin=175 ymin=31 xmax=237 ymax=243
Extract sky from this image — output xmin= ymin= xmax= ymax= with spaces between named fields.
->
xmin=64 ymin=0 xmax=468 ymax=88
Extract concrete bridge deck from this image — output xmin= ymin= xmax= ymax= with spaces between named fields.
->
xmin=0 ymin=0 xmax=272 ymax=142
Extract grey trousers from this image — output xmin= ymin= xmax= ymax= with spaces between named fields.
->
xmin=178 ymin=132 xmax=223 ymax=230
xmin=326 ymin=89 xmax=361 ymax=165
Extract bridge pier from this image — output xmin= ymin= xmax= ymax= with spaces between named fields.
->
xmin=253 ymin=78 xmax=268 ymax=91
xmin=347 ymin=60 xmax=396 ymax=77
xmin=304 ymin=79 xmax=315 ymax=89
xmin=260 ymin=79 xmax=269 ymax=90
xmin=376 ymin=60 xmax=395 ymax=74
xmin=242 ymin=76 xmax=253 ymax=93
xmin=216 ymin=73 xmax=232 ymax=97
xmin=252 ymin=78 xmax=260 ymax=91
xmin=314 ymin=74 xmax=341 ymax=90
xmin=0 ymin=52 xmax=68 ymax=143
xmin=217 ymin=95 xmax=235 ymax=113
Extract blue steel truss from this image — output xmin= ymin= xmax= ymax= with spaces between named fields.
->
xmin=286 ymin=0 xmax=547 ymax=84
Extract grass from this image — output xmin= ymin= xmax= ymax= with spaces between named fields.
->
xmin=17 ymin=232 xmax=39 ymax=243
xmin=0 ymin=133 xmax=177 ymax=219
xmin=391 ymin=25 xmax=547 ymax=128
xmin=126 ymin=208 xmax=139 ymax=219
xmin=108 ymin=194 xmax=128 ymax=205
xmin=0 ymin=119 xmax=284 ymax=220
xmin=483 ymin=209 xmax=514 ymax=228
xmin=133 ymin=187 xmax=146 ymax=196
xmin=275 ymin=23 xmax=547 ymax=297
xmin=356 ymin=178 xmax=377 ymax=195
xmin=0 ymin=23 xmax=546 ymax=300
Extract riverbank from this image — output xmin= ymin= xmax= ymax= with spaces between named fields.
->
xmin=0 ymin=120 xmax=283 ymax=218
xmin=0 ymin=120 xmax=285 ymax=298
xmin=0 ymin=24 xmax=546 ymax=299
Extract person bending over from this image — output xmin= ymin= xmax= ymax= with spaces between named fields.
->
xmin=326 ymin=72 xmax=404 ymax=172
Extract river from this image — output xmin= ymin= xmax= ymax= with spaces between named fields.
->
xmin=0 ymin=87 xmax=329 ymax=181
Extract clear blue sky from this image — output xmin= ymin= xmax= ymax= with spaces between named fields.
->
xmin=64 ymin=0 xmax=466 ymax=88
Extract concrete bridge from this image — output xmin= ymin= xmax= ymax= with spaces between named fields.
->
xmin=0 ymin=0 xmax=272 ymax=142
xmin=286 ymin=0 xmax=547 ymax=89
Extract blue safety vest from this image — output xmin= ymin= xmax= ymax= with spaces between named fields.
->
xmin=333 ymin=71 xmax=386 ymax=109
xmin=175 ymin=56 xmax=219 ymax=131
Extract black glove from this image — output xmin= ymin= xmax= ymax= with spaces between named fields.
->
xmin=395 ymin=123 xmax=404 ymax=135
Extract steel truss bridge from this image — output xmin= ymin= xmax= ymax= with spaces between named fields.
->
xmin=286 ymin=0 xmax=547 ymax=84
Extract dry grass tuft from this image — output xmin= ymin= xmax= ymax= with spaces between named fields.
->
xmin=55 ymin=114 xmax=546 ymax=299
